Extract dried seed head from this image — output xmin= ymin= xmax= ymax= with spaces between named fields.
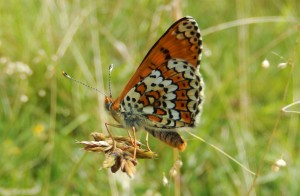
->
xmin=169 ymin=167 xmax=177 ymax=177
xmin=175 ymin=160 xmax=183 ymax=168
xmin=77 ymin=132 xmax=157 ymax=178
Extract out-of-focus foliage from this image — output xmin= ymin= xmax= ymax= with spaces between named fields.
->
xmin=0 ymin=0 xmax=299 ymax=195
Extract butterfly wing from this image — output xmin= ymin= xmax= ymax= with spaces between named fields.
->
xmin=120 ymin=56 xmax=204 ymax=151
xmin=115 ymin=16 xmax=203 ymax=104
xmin=111 ymin=16 xmax=203 ymax=150
xmin=122 ymin=58 xmax=203 ymax=128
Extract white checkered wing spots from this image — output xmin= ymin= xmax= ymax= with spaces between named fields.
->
xmin=121 ymin=59 xmax=204 ymax=130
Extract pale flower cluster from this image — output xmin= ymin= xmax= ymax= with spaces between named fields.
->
xmin=1 ymin=57 xmax=33 ymax=79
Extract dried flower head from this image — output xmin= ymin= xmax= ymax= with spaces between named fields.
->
xmin=169 ymin=158 xmax=183 ymax=178
xmin=77 ymin=132 xmax=157 ymax=178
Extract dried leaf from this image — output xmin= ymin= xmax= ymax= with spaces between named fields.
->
xmin=110 ymin=156 xmax=121 ymax=173
xmin=103 ymin=155 xmax=116 ymax=169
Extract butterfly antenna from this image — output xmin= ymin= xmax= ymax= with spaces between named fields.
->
xmin=62 ymin=71 xmax=108 ymax=97
xmin=108 ymin=64 xmax=114 ymax=98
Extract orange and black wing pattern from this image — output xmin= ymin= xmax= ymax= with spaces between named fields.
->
xmin=116 ymin=16 xmax=203 ymax=103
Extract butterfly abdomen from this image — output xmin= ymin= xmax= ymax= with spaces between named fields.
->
xmin=146 ymin=129 xmax=187 ymax=151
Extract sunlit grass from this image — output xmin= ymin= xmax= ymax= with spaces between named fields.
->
xmin=0 ymin=0 xmax=299 ymax=195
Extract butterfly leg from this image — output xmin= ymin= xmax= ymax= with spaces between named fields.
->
xmin=145 ymin=132 xmax=152 ymax=152
xmin=105 ymin=123 xmax=137 ymax=159
xmin=105 ymin=123 xmax=117 ymax=149
xmin=105 ymin=123 xmax=125 ymax=150
xmin=131 ymin=126 xmax=137 ymax=160
xmin=126 ymin=129 xmax=134 ymax=145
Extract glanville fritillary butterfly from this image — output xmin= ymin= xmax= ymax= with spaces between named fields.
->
xmin=104 ymin=16 xmax=204 ymax=153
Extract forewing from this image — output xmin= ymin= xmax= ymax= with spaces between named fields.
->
xmin=115 ymin=16 xmax=203 ymax=104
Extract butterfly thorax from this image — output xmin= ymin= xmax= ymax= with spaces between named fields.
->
xmin=105 ymin=96 xmax=146 ymax=130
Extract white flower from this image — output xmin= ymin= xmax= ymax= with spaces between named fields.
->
xmin=261 ymin=59 xmax=270 ymax=68
xmin=5 ymin=61 xmax=32 ymax=79
xmin=38 ymin=89 xmax=46 ymax=97
xmin=278 ymin=62 xmax=287 ymax=69
xmin=162 ymin=173 xmax=168 ymax=186
xmin=275 ymin=159 xmax=286 ymax=167
xmin=272 ymin=158 xmax=287 ymax=172
xmin=20 ymin=94 xmax=29 ymax=103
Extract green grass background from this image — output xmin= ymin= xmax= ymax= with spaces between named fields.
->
xmin=1 ymin=0 xmax=300 ymax=195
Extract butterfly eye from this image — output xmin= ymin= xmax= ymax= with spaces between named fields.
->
xmin=104 ymin=96 xmax=113 ymax=111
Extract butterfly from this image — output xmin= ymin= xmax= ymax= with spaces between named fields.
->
xmin=105 ymin=16 xmax=204 ymax=153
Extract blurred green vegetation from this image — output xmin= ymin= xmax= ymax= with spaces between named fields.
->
xmin=0 ymin=0 xmax=299 ymax=195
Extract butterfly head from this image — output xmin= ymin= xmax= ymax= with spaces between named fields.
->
xmin=104 ymin=95 xmax=126 ymax=126
xmin=104 ymin=96 xmax=113 ymax=111
xmin=104 ymin=96 xmax=121 ymax=113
